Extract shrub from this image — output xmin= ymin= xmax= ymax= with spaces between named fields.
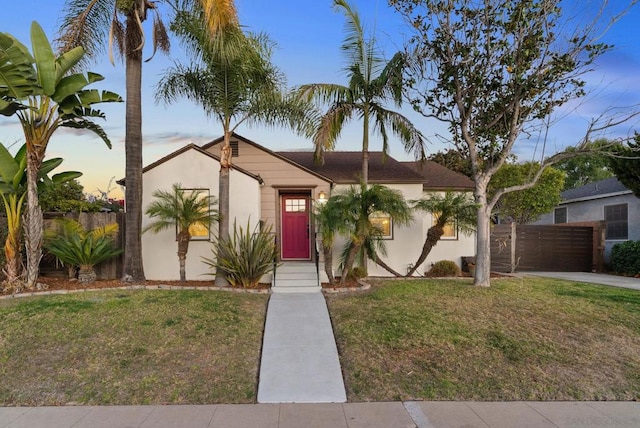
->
xmin=426 ymin=260 xmax=461 ymax=277
xmin=44 ymin=219 xmax=122 ymax=283
xmin=204 ymin=220 xmax=277 ymax=288
xmin=610 ymin=241 xmax=640 ymax=276
xmin=347 ymin=266 xmax=367 ymax=281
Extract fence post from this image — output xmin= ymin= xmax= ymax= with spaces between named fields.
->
xmin=510 ymin=222 xmax=517 ymax=273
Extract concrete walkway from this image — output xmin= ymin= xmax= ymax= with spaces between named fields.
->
xmin=2 ymin=401 xmax=639 ymax=427
xmin=257 ymin=292 xmax=346 ymax=403
xmin=525 ymin=272 xmax=640 ymax=291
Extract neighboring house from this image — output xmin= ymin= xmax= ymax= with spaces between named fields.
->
xmin=141 ymin=133 xmax=476 ymax=280
xmin=534 ymin=177 xmax=640 ymax=260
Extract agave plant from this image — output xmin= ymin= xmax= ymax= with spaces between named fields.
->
xmin=204 ymin=220 xmax=277 ymax=288
xmin=44 ymin=219 xmax=122 ymax=283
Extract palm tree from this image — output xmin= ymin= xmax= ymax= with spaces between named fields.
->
xmin=298 ymin=0 xmax=425 ymax=185
xmin=0 ymin=22 xmax=121 ymax=289
xmin=327 ymin=184 xmax=412 ymax=283
xmin=0 ymin=143 xmax=81 ymax=287
xmin=315 ymin=197 xmax=350 ymax=284
xmin=44 ymin=219 xmax=122 ymax=284
xmin=143 ymin=183 xmax=219 ymax=282
xmin=57 ymin=0 xmax=239 ymax=283
xmin=157 ymin=16 xmax=315 ymax=286
xmin=406 ymin=192 xmax=477 ymax=277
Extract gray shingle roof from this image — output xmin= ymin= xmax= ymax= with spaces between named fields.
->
xmin=561 ymin=177 xmax=631 ymax=202
xmin=402 ymin=161 xmax=475 ymax=190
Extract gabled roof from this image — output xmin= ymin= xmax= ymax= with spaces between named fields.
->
xmin=560 ymin=177 xmax=632 ymax=203
xmin=277 ymin=151 xmax=427 ymax=184
xmin=202 ymin=133 xmax=333 ymax=183
xmin=119 ymin=143 xmax=264 ymax=185
xmin=403 ymin=161 xmax=475 ymax=191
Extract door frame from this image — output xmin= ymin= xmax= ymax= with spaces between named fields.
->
xmin=279 ymin=191 xmax=313 ymax=261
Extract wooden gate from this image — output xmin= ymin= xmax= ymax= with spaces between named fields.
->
xmin=491 ymin=223 xmax=601 ymax=273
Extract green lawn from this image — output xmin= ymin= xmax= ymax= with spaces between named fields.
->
xmin=326 ymin=277 xmax=640 ymax=401
xmin=0 ymin=290 xmax=268 ymax=405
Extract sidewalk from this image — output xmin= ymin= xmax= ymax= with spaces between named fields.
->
xmin=257 ymin=292 xmax=346 ymax=403
xmin=2 ymin=401 xmax=639 ymax=427
xmin=525 ymin=272 xmax=640 ymax=291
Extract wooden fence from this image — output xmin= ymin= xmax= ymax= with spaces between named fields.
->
xmin=490 ymin=223 xmax=605 ymax=273
xmin=42 ymin=212 xmax=125 ymax=280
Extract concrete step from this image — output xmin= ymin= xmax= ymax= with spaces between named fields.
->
xmin=275 ymin=279 xmax=318 ymax=288
xmin=271 ymin=286 xmax=321 ymax=294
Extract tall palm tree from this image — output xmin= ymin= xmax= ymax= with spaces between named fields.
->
xmin=57 ymin=0 xmax=239 ymax=283
xmin=315 ymin=196 xmax=351 ymax=285
xmin=157 ymin=16 xmax=315 ymax=286
xmin=0 ymin=22 xmax=121 ymax=289
xmin=328 ymin=183 xmax=412 ymax=283
xmin=298 ymin=0 xmax=425 ymax=185
xmin=406 ymin=192 xmax=477 ymax=277
xmin=143 ymin=183 xmax=219 ymax=282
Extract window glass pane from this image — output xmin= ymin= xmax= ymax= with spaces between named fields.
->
xmin=370 ymin=213 xmax=392 ymax=238
xmin=181 ymin=189 xmax=210 ymax=240
xmin=605 ymin=204 xmax=628 ymax=239
xmin=433 ymin=212 xmax=457 ymax=238
xmin=554 ymin=207 xmax=567 ymax=224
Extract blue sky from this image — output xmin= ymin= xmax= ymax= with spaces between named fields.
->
xmin=1 ymin=0 xmax=639 ymax=198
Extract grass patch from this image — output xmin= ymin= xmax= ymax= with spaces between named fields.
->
xmin=0 ymin=290 xmax=268 ymax=405
xmin=326 ymin=277 xmax=640 ymax=401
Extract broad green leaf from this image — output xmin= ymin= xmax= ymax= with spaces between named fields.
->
xmin=13 ymin=154 xmax=26 ymax=189
xmin=61 ymin=119 xmax=112 ymax=149
xmin=0 ymin=143 xmax=19 ymax=184
xmin=30 ymin=21 xmax=56 ymax=96
xmin=55 ymin=46 xmax=84 ymax=82
xmin=52 ymin=73 xmax=92 ymax=103
xmin=38 ymin=157 xmax=63 ymax=177
xmin=51 ymin=171 xmax=82 ymax=184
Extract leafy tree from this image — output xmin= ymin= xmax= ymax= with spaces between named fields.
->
xmin=143 ymin=183 xmax=219 ymax=282
xmin=609 ymin=133 xmax=640 ymax=198
xmin=489 ymin=163 xmax=565 ymax=224
xmin=0 ymin=23 xmax=120 ymax=289
xmin=0 ymin=143 xmax=81 ymax=285
xmin=40 ymin=179 xmax=86 ymax=212
xmin=44 ymin=218 xmax=122 ymax=284
xmin=57 ymin=0 xmax=238 ymax=283
xmin=157 ymin=13 xmax=314 ymax=286
xmin=327 ymin=184 xmax=412 ymax=283
xmin=428 ymin=148 xmax=473 ymax=178
xmin=392 ymin=0 xmax=635 ymax=286
xmin=406 ymin=192 xmax=476 ymax=276
xmin=554 ymin=141 xmax=614 ymax=190
xmin=298 ymin=0 xmax=425 ymax=185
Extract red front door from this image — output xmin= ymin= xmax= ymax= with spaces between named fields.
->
xmin=281 ymin=195 xmax=310 ymax=259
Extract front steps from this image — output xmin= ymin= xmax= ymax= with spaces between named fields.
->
xmin=272 ymin=262 xmax=321 ymax=293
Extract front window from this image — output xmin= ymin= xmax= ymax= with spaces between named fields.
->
xmin=554 ymin=207 xmax=567 ymax=224
xmin=184 ymin=189 xmax=210 ymax=241
xmin=433 ymin=213 xmax=458 ymax=240
xmin=604 ymin=203 xmax=628 ymax=240
xmin=370 ymin=212 xmax=393 ymax=239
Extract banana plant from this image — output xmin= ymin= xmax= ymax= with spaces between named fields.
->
xmin=0 ymin=143 xmax=81 ymax=287
xmin=0 ymin=21 xmax=121 ymax=288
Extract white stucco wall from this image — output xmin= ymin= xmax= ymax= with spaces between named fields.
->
xmin=141 ymin=148 xmax=261 ymax=280
xmin=328 ymin=184 xmax=476 ymax=277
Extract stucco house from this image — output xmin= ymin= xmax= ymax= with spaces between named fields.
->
xmin=141 ymin=133 xmax=476 ymax=281
xmin=534 ymin=177 xmax=640 ymax=260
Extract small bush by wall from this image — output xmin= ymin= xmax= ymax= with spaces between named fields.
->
xmin=426 ymin=260 xmax=461 ymax=277
xmin=609 ymin=241 xmax=640 ymax=276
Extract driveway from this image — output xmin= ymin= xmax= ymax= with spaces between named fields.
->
xmin=525 ymin=272 xmax=640 ymax=291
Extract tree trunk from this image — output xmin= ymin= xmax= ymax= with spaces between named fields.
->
xmin=474 ymin=185 xmax=492 ymax=287
xmin=24 ymin=150 xmax=44 ymax=289
xmin=340 ymin=240 xmax=361 ymax=284
xmin=373 ymin=253 xmax=403 ymax=277
xmin=2 ymin=194 xmax=23 ymax=284
xmin=406 ymin=225 xmax=445 ymax=276
xmin=78 ymin=266 xmax=97 ymax=284
xmin=177 ymin=230 xmax=190 ymax=283
xmin=361 ymin=106 xmax=370 ymax=186
xmin=215 ymin=131 xmax=232 ymax=286
xmin=122 ymin=15 xmax=145 ymax=282
xmin=322 ymin=244 xmax=335 ymax=284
